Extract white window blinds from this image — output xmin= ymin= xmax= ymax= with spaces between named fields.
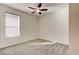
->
xmin=5 ymin=13 xmax=20 ymax=37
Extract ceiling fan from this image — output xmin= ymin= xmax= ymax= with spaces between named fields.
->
xmin=28 ymin=3 xmax=48 ymax=15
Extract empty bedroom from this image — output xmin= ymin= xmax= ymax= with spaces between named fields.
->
xmin=0 ymin=3 xmax=69 ymax=55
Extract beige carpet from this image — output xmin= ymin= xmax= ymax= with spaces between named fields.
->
xmin=0 ymin=39 xmax=68 ymax=55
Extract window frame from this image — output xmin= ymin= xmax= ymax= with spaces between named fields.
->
xmin=4 ymin=12 xmax=21 ymax=38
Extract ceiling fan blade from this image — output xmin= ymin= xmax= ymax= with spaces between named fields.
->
xmin=37 ymin=3 xmax=42 ymax=8
xmin=40 ymin=9 xmax=48 ymax=11
xmin=39 ymin=12 xmax=41 ymax=15
xmin=28 ymin=7 xmax=35 ymax=10
xmin=32 ymin=11 xmax=36 ymax=14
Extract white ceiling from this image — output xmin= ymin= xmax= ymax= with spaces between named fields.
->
xmin=2 ymin=3 xmax=68 ymax=16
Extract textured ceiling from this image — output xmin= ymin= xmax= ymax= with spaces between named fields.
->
xmin=2 ymin=3 xmax=68 ymax=16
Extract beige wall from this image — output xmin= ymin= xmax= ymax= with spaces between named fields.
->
xmin=0 ymin=4 xmax=38 ymax=48
xmin=39 ymin=4 xmax=69 ymax=45
xmin=67 ymin=4 xmax=79 ymax=54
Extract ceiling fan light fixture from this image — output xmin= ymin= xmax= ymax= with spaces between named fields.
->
xmin=36 ymin=7 xmax=40 ymax=13
xmin=36 ymin=10 xmax=40 ymax=13
xmin=28 ymin=3 xmax=48 ymax=15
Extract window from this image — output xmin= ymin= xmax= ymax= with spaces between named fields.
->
xmin=5 ymin=13 xmax=20 ymax=37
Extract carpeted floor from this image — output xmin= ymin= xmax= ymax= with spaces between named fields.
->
xmin=0 ymin=39 xmax=68 ymax=55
